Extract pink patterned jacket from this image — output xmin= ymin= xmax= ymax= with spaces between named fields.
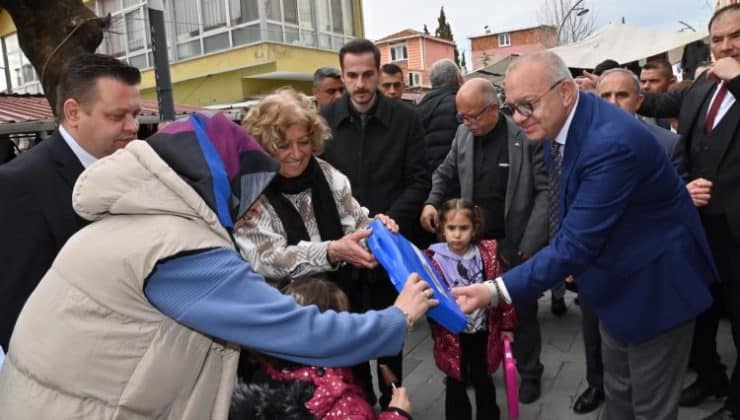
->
xmin=261 ymin=363 xmax=409 ymax=420
xmin=425 ymin=239 xmax=517 ymax=381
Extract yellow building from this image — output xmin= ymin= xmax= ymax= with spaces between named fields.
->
xmin=0 ymin=0 xmax=364 ymax=106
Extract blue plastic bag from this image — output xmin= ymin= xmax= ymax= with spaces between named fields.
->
xmin=367 ymin=219 xmax=467 ymax=333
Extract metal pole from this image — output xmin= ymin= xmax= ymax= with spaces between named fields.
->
xmin=556 ymin=0 xmax=585 ymax=45
xmin=148 ymin=0 xmax=175 ymax=121
xmin=1 ymin=37 xmax=13 ymax=94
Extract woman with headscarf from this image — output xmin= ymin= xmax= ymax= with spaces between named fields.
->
xmin=0 ymin=112 xmax=437 ymax=420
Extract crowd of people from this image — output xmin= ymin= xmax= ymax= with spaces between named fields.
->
xmin=0 ymin=3 xmax=738 ymax=420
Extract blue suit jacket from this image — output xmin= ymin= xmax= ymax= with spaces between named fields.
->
xmin=502 ymin=92 xmax=717 ymax=344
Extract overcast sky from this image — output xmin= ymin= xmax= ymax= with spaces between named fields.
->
xmin=364 ymin=0 xmax=715 ymax=65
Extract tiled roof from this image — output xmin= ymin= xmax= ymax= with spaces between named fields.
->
xmin=375 ymin=28 xmax=456 ymax=46
xmin=0 ymin=93 xmax=204 ymax=124
xmin=376 ymin=29 xmax=425 ymax=43
xmin=469 ymin=24 xmax=556 ymax=40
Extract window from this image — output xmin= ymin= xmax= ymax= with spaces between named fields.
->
xmin=330 ymin=0 xmax=343 ymax=35
xmin=174 ymin=0 xmax=200 ymax=39
xmin=232 ymin=24 xmax=261 ymax=46
xmin=498 ymin=32 xmax=511 ymax=47
xmin=125 ymin=8 xmax=146 ymax=52
xmin=408 ymin=72 xmax=421 ymax=87
xmin=229 ymin=0 xmax=259 ymax=25
xmin=3 ymin=33 xmax=42 ymax=93
xmin=316 ymin=0 xmax=331 ymax=32
xmin=283 ymin=0 xmax=298 ymax=24
xmin=265 ymin=0 xmax=282 ymax=21
xmin=341 ymin=0 xmax=354 ymax=35
xmin=390 ymin=43 xmax=408 ymax=61
xmin=201 ymin=0 xmax=227 ymax=31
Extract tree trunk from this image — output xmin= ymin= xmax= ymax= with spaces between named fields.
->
xmin=0 ymin=0 xmax=104 ymax=115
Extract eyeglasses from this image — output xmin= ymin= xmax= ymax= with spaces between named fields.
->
xmin=503 ymin=79 xmax=565 ymax=118
xmin=456 ymin=103 xmax=494 ymax=123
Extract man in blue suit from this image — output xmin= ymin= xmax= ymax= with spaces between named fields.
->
xmin=453 ymin=51 xmax=717 ymax=420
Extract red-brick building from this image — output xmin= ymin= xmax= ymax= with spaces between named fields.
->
xmin=470 ymin=25 xmax=557 ymax=70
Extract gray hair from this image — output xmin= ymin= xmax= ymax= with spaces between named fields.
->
xmin=313 ymin=67 xmax=341 ymax=87
xmin=506 ymin=51 xmax=573 ymax=85
xmin=429 ymin=59 xmax=460 ymax=88
xmin=598 ymin=68 xmax=642 ymax=94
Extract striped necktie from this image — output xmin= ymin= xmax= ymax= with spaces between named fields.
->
xmin=549 ymin=141 xmax=563 ymax=241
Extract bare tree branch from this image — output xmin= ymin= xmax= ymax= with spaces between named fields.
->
xmin=0 ymin=0 xmax=105 ymax=114
xmin=538 ymin=0 xmax=597 ymax=45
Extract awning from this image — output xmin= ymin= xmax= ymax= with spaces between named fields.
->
xmin=0 ymin=94 xmax=205 ymax=135
xmin=548 ymin=22 xmax=708 ymax=69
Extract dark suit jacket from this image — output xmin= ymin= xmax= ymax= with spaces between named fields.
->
xmin=640 ymin=74 xmax=740 ymax=239
xmin=503 ymin=92 xmax=716 ymax=344
xmin=0 ymin=130 xmax=88 ymax=349
xmin=426 ymin=116 xmax=549 ymax=261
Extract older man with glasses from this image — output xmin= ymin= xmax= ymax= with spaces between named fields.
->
xmin=453 ymin=51 xmax=717 ymax=420
xmin=420 ymin=77 xmax=550 ymax=404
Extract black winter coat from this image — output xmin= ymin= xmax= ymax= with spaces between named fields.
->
xmin=321 ymin=92 xmax=429 ymax=236
xmin=415 ymin=85 xmax=459 ymax=172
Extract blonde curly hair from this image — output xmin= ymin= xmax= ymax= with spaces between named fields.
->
xmin=242 ymin=88 xmax=328 ymax=156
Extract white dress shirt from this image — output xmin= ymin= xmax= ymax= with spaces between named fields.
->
xmin=485 ymin=94 xmax=580 ymax=306
xmin=59 ymin=124 xmax=97 ymax=168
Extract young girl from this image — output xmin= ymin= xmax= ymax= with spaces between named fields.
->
xmin=231 ymin=279 xmax=413 ymax=420
xmin=425 ymin=199 xmax=516 ymax=420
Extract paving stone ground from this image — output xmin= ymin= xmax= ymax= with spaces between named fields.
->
xmin=384 ymin=292 xmax=735 ymax=419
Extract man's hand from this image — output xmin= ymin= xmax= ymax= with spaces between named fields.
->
xmin=420 ymin=204 xmax=438 ymax=233
xmin=686 ymin=178 xmax=713 ymax=207
xmin=374 ymin=213 xmax=399 ymax=233
xmin=707 ymin=57 xmax=740 ymax=82
xmin=328 ymin=229 xmax=377 ymax=268
xmin=451 ymin=283 xmax=492 ymax=313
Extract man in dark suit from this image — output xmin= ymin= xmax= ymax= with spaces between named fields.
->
xmin=0 ymin=54 xmax=141 ymax=350
xmin=420 ymin=77 xmax=549 ymax=403
xmin=454 ymin=51 xmax=716 ymax=420
xmin=639 ymin=5 xmax=740 ymax=419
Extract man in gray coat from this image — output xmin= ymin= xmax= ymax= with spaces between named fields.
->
xmin=420 ymin=77 xmax=549 ymax=403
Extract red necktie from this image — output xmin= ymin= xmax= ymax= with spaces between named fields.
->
xmin=705 ymin=81 xmax=728 ymax=134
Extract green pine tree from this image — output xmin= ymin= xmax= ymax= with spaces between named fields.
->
xmin=434 ymin=7 xmax=460 ymax=67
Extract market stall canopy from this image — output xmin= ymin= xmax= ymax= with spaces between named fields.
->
xmin=464 ymin=54 xmax=519 ymax=86
xmin=548 ymin=22 xmax=708 ymax=69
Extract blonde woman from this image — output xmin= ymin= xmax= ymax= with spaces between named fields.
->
xmin=235 ymin=89 xmax=397 ymax=288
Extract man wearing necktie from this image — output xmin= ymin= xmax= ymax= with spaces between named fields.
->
xmin=452 ymin=50 xmax=717 ymax=420
xmin=638 ymin=5 xmax=740 ymax=419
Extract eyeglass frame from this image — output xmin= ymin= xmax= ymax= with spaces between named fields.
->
xmin=456 ymin=102 xmax=496 ymax=124
xmin=503 ymin=78 xmax=566 ymax=118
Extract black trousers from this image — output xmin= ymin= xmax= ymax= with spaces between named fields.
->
xmin=445 ymin=331 xmax=501 ymax=420
xmin=690 ymin=214 xmax=740 ymax=412
xmin=352 ymin=269 xmax=403 ymax=409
